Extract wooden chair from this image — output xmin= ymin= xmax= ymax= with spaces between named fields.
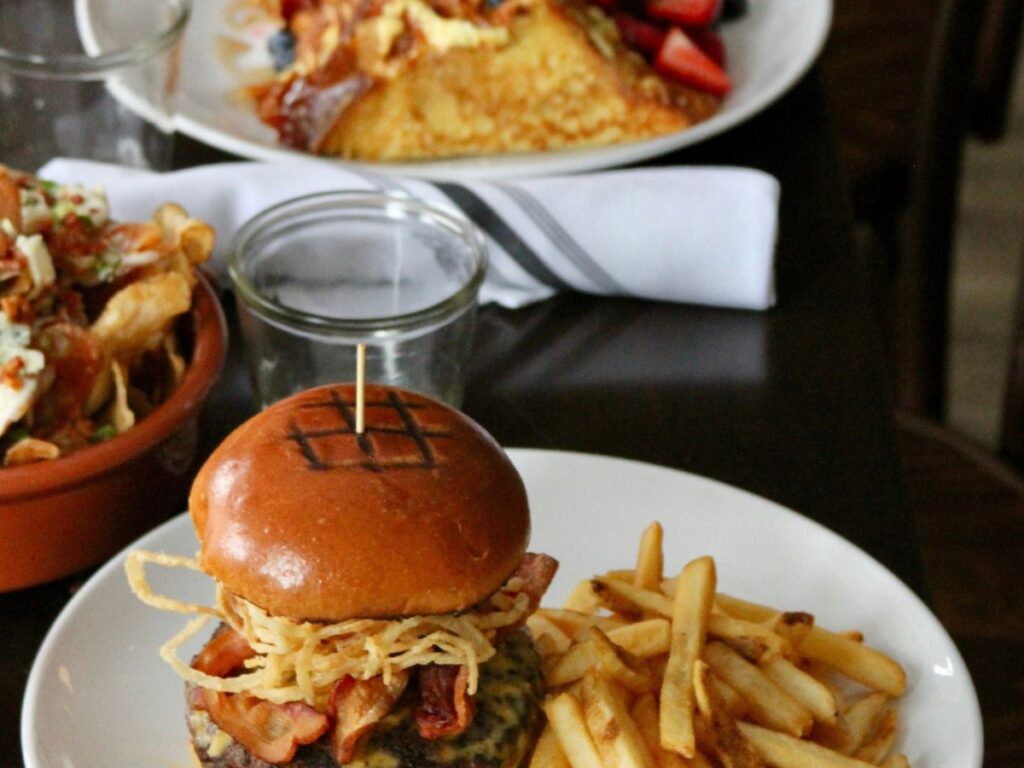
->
xmin=895 ymin=238 xmax=1024 ymax=766
xmin=822 ymin=0 xmax=996 ymax=419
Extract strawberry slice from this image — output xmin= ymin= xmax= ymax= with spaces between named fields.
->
xmin=687 ymin=26 xmax=726 ymax=68
xmin=646 ymin=0 xmax=721 ymax=27
xmin=655 ymin=27 xmax=732 ymax=96
xmin=612 ymin=13 xmax=667 ymax=55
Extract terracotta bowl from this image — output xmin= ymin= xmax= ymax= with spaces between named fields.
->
xmin=0 ymin=273 xmax=227 ymax=592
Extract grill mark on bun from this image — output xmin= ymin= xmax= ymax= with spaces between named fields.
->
xmin=285 ymin=387 xmax=454 ymax=472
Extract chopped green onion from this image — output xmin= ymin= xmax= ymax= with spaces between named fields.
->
xmin=91 ymin=424 xmax=117 ymax=443
xmin=5 ymin=425 xmax=30 ymax=444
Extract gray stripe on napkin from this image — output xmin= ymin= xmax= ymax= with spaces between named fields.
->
xmin=496 ymin=183 xmax=625 ymax=294
xmin=434 ymin=182 xmax=572 ymax=290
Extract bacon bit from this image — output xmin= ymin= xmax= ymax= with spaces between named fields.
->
xmin=1 ymin=295 xmax=33 ymax=324
xmin=52 ymin=290 xmax=85 ymax=326
xmin=48 ymin=214 xmax=105 ymax=260
xmin=30 ymin=324 xmax=105 ymax=433
xmin=330 ymin=671 xmax=409 ymax=763
xmin=1 ymin=357 xmax=25 ymax=390
xmin=415 ymin=665 xmax=475 ymax=740
xmin=0 ymin=173 xmax=22 ymax=232
xmin=196 ymin=689 xmax=329 ymax=764
xmin=192 ymin=626 xmax=256 ymax=677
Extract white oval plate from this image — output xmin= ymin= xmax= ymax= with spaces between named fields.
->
xmin=167 ymin=0 xmax=832 ymax=179
xmin=22 ymin=449 xmax=981 ymax=767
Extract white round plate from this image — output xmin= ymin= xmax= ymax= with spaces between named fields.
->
xmin=169 ymin=0 xmax=831 ymax=179
xmin=22 ymin=449 xmax=981 ymax=767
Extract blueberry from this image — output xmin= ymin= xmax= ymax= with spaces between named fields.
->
xmin=721 ymin=0 xmax=747 ymax=20
xmin=268 ymin=28 xmax=296 ymax=71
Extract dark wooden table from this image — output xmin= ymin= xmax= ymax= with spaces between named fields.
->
xmin=0 ymin=67 xmax=927 ymax=767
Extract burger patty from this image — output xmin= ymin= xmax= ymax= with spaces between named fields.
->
xmin=188 ymin=630 xmax=542 ymax=768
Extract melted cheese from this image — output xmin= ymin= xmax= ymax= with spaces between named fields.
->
xmin=19 ymin=189 xmax=52 ymax=234
xmin=0 ymin=315 xmax=45 ymax=433
xmin=15 ymin=234 xmax=55 ymax=291
xmin=359 ymin=0 xmax=509 ymax=79
xmin=392 ymin=0 xmax=509 ymax=53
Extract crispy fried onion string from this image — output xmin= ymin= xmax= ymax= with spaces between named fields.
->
xmin=125 ymin=550 xmax=530 ymax=709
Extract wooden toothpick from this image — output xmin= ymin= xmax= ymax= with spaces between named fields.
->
xmin=356 ymin=343 xmax=366 ymax=434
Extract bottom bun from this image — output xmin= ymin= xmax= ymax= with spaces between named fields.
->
xmin=187 ymin=630 xmax=542 ymax=768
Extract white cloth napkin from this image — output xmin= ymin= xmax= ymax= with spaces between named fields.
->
xmin=39 ymin=159 xmax=779 ymax=310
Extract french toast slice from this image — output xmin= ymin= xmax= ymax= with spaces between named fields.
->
xmin=318 ymin=0 xmax=719 ymax=160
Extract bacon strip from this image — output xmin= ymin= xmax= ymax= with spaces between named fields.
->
xmin=330 ymin=671 xmax=410 ymax=764
xmin=192 ymin=628 xmax=327 ymax=765
xmin=415 ymin=664 xmax=475 ymax=740
xmin=513 ymin=552 xmax=559 ymax=613
xmin=196 ymin=690 xmax=329 ymax=764
xmin=192 ymin=625 xmax=255 ymax=677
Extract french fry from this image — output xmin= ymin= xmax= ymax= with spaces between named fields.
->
xmin=565 ymin=581 xmax=602 ymax=614
xmin=545 ymin=693 xmax=604 ymax=768
xmin=580 ymin=673 xmax=658 ymax=768
xmin=738 ymin=722 xmax=877 ymax=768
xmin=540 ymin=608 xmax=627 ymax=636
xmin=879 ymin=755 xmax=910 ymax=768
xmin=696 ymin=662 xmax=766 ymax=768
xmin=708 ymin=613 xmax=787 ymax=661
xmin=537 ymin=528 xmax=910 ymax=768
xmin=814 ymin=692 xmax=889 ymax=753
xmin=769 ymin=612 xmax=815 ymax=651
xmin=592 ymin=577 xmax=674 ymax=619
xmin=853 ymin=708 xmax=898 ymax=763
xmin=715 ymin=594 xmax=906 ymax=697
xmin=634 ymin=522 xmax=664 ymax=590
xmin=798 ymin=627 xmax=907 ymax=697
xmin=528 ymin=614 xmax=574 ymax=656
xmin=660 ymin=556 xmax=716 ymax=758
xmin=630 ymin=693 xmax=694 ymax=768
xmin=692 ymin=660 xmax=713 ymax=719
xmin=530 ymin=725 xmax=571 ymax=768
xmin=546 ymin=628 xmax=655 ymax=693
xmin=710 ymin=674 xmax=749 ymax=720
xmin=760 ymin=657 xmax=839 ymax=725
xmin=702 ymin=642 xmax=813 ymax=737
xmin=588 ymin=628 xmax=656 ymax=693
xmin=803 ymin=661 xmax=848 ymax=713
xmin=714 ymin=594 xmax=778 ymax=623
xmin=607 ymin=619 xmax=672 ymax=658
xmin=837 ymin=630 xmax=865 ymax=643
xmin=841 ymin=693 xmax=890 ymax=754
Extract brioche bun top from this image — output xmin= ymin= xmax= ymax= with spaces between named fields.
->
xmin=189 ymin=384 xmax=529 ymax=621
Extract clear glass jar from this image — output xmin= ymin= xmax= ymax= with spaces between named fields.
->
xmin=229 ymin=191 xmax=488 ymax=408
xmin=0 ymin=0 xmax=190 ymax=172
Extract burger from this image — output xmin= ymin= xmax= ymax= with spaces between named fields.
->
xmin=126 ymin=383 xmax=558 ymax=768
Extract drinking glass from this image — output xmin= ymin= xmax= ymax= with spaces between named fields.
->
xmin=0 ymin=0 xmax=190 ymax=173
xmin=229 ymin=192 xmax=488 ymax=408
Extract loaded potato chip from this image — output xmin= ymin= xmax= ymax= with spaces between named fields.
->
xmin=0 ymin=166 xmax=214 ymax=466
